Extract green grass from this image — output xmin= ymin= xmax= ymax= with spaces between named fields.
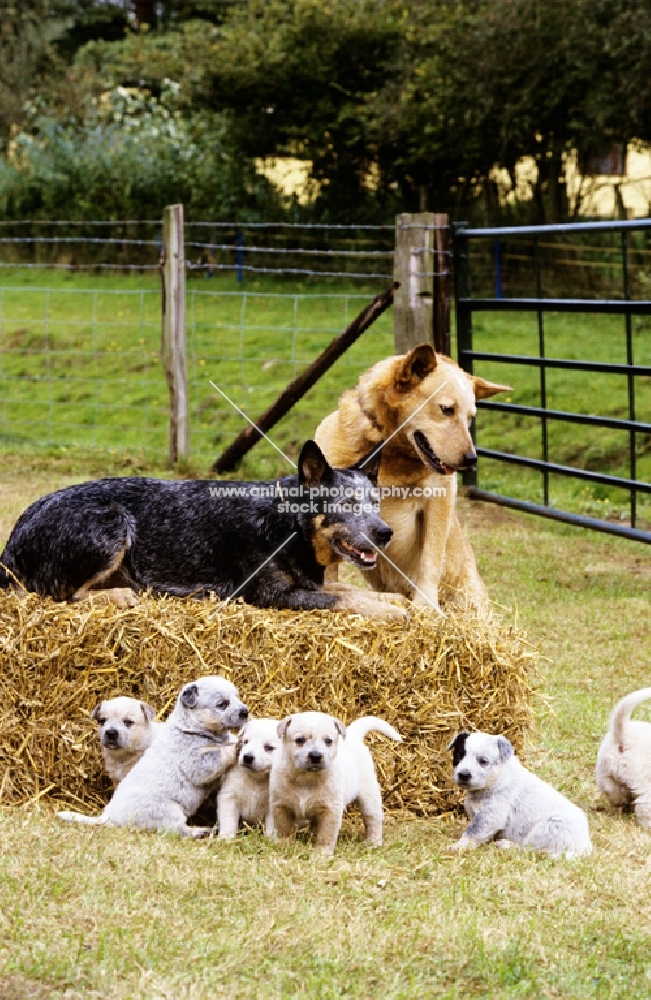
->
xmin=1 ymin=458 xmax=650 ymax=999
xmin=0 ymin=267 xmax=649 ymax=520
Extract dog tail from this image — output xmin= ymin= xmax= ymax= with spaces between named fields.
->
xmin=56 ymin=810 xmax=107 ymax=826
xmin=609 ymin=688 xmax=651 ymax=746
xmin=346 ymin=716 xmax=402 ymax=743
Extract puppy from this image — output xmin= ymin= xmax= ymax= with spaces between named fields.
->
xmin=57 ymin=676 xmax=248 ymax=837
xmin=269 ymin=711 xmax=402 ymax=855
xmin=91 ymin=696 xmax=160 ymax=787
xmin=448 ymin=731 xmax=592 ymax=859
xmin=217 ymin=717 xmax=280 ymax=839
xmin=596 ymin=687 xmax=651 ymax=827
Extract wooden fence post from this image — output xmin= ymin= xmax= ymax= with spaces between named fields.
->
xmin=160 ymin=203 xmax=188 ymax=465
xmin=393 ymin=212 xmax=450 ymax=355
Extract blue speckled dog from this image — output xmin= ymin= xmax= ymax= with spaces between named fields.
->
xmin=0 ymin=441 xmax=407 ymax=622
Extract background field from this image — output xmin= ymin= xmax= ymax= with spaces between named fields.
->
xmin=0 ymin=269 xmax=649 ymax=526
xmin=0 ymin=454 xmax=650 ymax=999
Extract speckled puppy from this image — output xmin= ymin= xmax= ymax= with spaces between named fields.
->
xmin=57 ymin=676 xmax=248 ymax=837
xmin=448 ymin=731 xmax=592 ymax=859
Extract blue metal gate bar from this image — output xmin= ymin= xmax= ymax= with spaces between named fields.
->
xmin=453 ymin=218 xmax=651 ymax=543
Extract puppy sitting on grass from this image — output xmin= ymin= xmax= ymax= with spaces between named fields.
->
xmin=448 ymin=731 xmax=592 ymax=859
xmin=596 ymin=687 xmax=651 ymax=827
xmin=269 ymin=711 xmax=402 ymax=856
xmin=57 ymin=676 xmax=248 ymax=837
xmin=91 ymin=696 xmax=160 ymax=787
xmin=217 ymin=717 xmax=280 ymax=839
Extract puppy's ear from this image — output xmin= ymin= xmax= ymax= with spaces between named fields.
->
xmin=351 ymin=446 xmax=382 ymax=487
xmin=472 ymin=376 xmax=512 ymax=401
xmin=298 ymin=440 xmax=330 ymax=488
xmin=446 ymin=731 xmax=469 ymax=768
xmin=333 ymin=718 xmax=346 ymax=739
xmin=277 ymin=716 xmax=292 ymax=739
xmin=395 ymin=344 xmax=437 ymax=392
xmin=90 ymin=703 xmax=103 ymax=722
xmin=140 ymin=701 xmax=156 ymax=723
xmin=497 ymin=736 xmax=514 ymax=762
xmin=180 ymin=684 xmax=198 ymax=709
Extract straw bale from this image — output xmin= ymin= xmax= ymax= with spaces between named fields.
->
xmin=0 ymin=592 xmax=537 ymax=816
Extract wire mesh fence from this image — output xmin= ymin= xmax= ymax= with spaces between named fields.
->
xmin=0 ymin=221 xmax=402 ymax=471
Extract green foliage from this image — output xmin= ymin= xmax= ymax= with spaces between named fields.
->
xmin=0 ymin=83 xmax=283 ymax=221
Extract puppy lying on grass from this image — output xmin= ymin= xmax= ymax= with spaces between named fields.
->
xmin=57 ymin=676 xmax=248 ymax=837
xmin=448 ymin=731 xmax=592 ymax=859
xmin=269 ymin=711 xmax=402 ymax=855
xmin=596 ymin=687 xmax=651 ymax=827
xmin=217 ymin=717 xmax=280 ymax=839
xmin=91 ymin=696 xmax=160 ymax=788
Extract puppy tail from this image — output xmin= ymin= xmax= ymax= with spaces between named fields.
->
xmin=56 ymin=810 xmax=107 ymax=826
xmin=346 ymin=717 xmax=402 ymax=743
xmin=610 ymin=688 xmax=651 ymax=746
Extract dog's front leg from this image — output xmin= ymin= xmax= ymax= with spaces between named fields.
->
xmin=271 ymin=803 xmax=296 ymax=840
xmin=450 ymin=809 xmax=507 ymax=851
xmin=217 ymin=794 xmax=241 ymax=839
xmin=313 ymin=806 xmax=342 ymax=855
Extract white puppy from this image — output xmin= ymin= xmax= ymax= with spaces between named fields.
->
xmin=448 ymin=731 xmax=592 ymax=859
xmin=596 ymin=687 xmax=651 ymax=827
xmin=269 ymin=711 xmax=402 ymax=856
xmin=57 ymin=676 xmax=248 ymax=837
xmin=217 ymin=717 xmax=280 ymax=839
xmin=91 ymin=696 xmax=160 ymax=787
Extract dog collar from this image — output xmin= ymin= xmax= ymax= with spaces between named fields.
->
xmin=177 ymin=728 xmax=229 ymax=744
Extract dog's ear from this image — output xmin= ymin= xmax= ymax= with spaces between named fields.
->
xmin=472 ymin=376 xmax=512 ymax=401
xmin=351 ymin=446 xmax=382 ymax=487
xmin=90 ymin=703 xmax=103 ymax=722
xmin=140 ymin=701 xmax=156 ymax=723
xmin=298 ymin=440 xmax=330 ymax=488
xmin=446 ymin=731 xmax=469 ymax=768
xmin=395 ymin=344 xmax=437 ymax=392
xmin=333 ymin=718 xmax=346 ymax=739
xmin=180 ymin=684 xmax=198 ymax=709
xmin=277 ymin=716 xmax=292 ymax=739
xmin=496 ymin=736 xmax=514 ymax=762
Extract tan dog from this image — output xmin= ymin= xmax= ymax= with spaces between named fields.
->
xmin=315 ymin=343 xmax=510 ymax=612
xmin=269 ymin=711 xmax=402 ymax=855
xmin=92 ymin=697 xmax=159 ymax=787
xmin=217 ymin=717 xmax=280 ymax=839
xmin=596 ymin=687 xmax=651 ymax=827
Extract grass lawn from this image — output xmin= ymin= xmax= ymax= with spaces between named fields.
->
xmin=0 ymin=455 xmax=650 ymax=999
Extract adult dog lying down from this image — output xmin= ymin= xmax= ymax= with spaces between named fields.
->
xmin=0 ymin=441 xmax=406 ymax=623
xmin=315 ymin=344 xmax=510 ymax=612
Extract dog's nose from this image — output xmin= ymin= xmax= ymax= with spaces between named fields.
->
xmin=242 ymin=753 xmax=254 ymax=766
xmin=105 ymin=728 xmax=118 ymax=742
xmin=456 ymin=769 xmax=471 ymax=784
xmin=462 ymin=452 xmax=477 ymax=468
xmin=238 ymin=706 xmax=249 ymax=720
xmin=373 ymin=524 xmax=393 ymax=546
xmin=308 ymin=751 xmax=323 ymax=764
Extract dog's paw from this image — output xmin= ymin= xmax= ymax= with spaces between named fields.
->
xmin=84 ymin=587 xmax=140 ymax=609
xmin=448 ymin=837 xmax=474 ymax=852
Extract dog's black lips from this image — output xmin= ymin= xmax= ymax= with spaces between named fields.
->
xmin=333 ymin=537 xmax=378 ymax=568
xmin=413 ymin=431 xmax=455 ymax=475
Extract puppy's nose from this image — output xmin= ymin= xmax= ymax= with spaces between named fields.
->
xmin=308 ymin=751 xmax=323 ymax=764
xmin=373 ymin=524 xmax=393 ymax=546
xmin=105 ymin=728 xmax=119 ymax=743
xmin=456 ymin=769 xmax=471 ymax=784
xmin=242 ymin=753 xmax=254 ymax=766
xmin=238 ymin=706 xmax=249 ymax=720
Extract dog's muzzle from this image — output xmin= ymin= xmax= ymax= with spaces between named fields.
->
xmin=413 ymin=431 xmax=474 ymax=475
xmin=455 ymin=769 xmax=472 ymax=787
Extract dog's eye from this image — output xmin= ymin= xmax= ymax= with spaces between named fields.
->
xmin=217 ymin=699 xmax=230 ymax=710
xmin=123 ymin=719 xmax=134 ymax=728
xmin=477 ymin=756 xmax=489 ymax=766
xmin=295 ymin=737 xmax=306 ymax=746
xmin=264 ymin=744 xmax=275 ymax=753
xmin=324 ymin=737 xmax=333 ymax=746
xmin=440 ymin=404 xmax=455 ymax=417
xmin=97 ymin=718 xmax=106 ymax=726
